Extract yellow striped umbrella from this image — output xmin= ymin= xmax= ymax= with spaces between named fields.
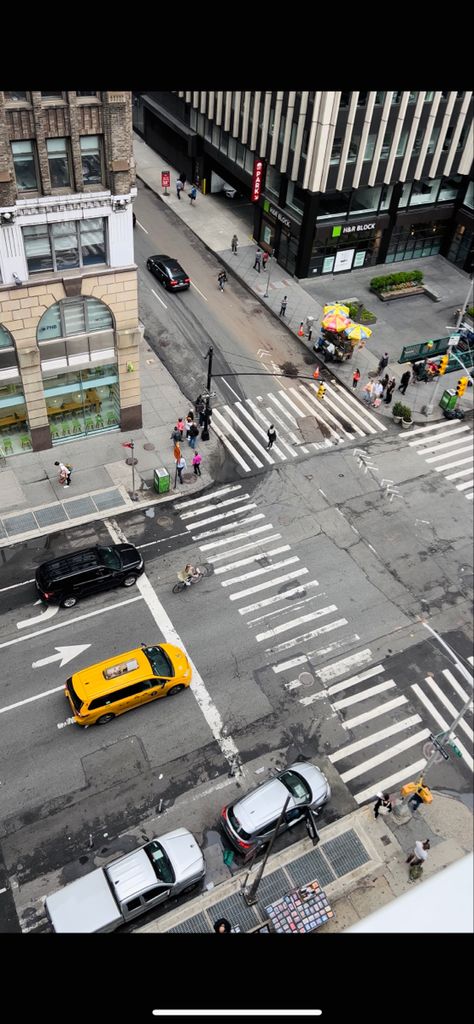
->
xmin=343 ymin=322 xmax=372 ymax=340
xmin=323 ymin=302 xmax=350 ymax=316
xmin=321 ymin=313 xmax=352 ymax=333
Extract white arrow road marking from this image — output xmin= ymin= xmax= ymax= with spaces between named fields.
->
xmin=32 ymin=644 xmax=91 ymax=670
xmin=17 ymin=601 xmax=59 ymax=630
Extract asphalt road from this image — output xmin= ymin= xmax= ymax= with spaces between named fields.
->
xmin=0 ymin=187 xmax=472 ymax=934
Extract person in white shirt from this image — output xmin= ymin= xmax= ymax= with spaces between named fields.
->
xmin=406 ymin=839 xmax=430 ymax=866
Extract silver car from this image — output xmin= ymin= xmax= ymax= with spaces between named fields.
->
xmin=221 ymin=761 xmax=330 ymax=859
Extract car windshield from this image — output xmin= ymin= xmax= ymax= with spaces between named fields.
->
xmin=98 ymin=545 xmax=121 ymax=570
xmin=279 ymin=769 xmax=311 ymax=804
xmin=142 ymin=645 xmax=173 ymax=678
xmin=145 ymin=841 xmax=175 ymax=884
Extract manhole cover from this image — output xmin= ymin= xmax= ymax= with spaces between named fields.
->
xmin=299 ymin=671 xmax=314 ymax=687
xmin=143 ymin=443 xmax=155 ymax=451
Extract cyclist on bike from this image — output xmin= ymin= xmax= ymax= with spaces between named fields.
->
xmin=177 ymin=563 xmax=199 ymax=587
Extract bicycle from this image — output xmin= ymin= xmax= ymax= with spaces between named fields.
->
xmin=172 ymin=565 xmax=210 ymax=594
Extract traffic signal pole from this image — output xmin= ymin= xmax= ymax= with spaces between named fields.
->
xmin=200 ymin=346 xmax=213 ymax=441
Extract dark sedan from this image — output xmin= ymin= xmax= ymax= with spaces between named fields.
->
xmin=146 ymin=254 xmax=190 ymax=291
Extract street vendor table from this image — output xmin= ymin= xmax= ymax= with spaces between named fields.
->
xmin=265 ymin=880 xmax=334 ymax=933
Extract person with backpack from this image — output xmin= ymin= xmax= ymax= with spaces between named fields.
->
xmin=189 ymin=185 xmax=197 ymax=204
xmin=188 ymin=422 xmax=200 ymax=449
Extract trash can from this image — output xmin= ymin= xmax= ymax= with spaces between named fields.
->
xmin=439 ymin=388 xmax=457 ymax=412
xmin=154 ymin=467 xmax=170 ymax=494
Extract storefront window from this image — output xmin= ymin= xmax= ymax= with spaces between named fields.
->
xmin=43 ymin=366 xmax=120 ymax=443
xmin=0 ymin=382 xmax=30 ymax=456
xmin=447 ymin=223 xmax=472 ymax=268
xmin=385 ymin=221 xmax=446 ymax=264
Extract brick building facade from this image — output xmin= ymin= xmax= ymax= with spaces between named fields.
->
xmin=0 ymin=91 xmax=141 ymax=456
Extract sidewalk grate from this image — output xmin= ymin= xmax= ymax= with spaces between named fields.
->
xmin=322 ymin=830 xmax=370 ymax=877
xmin=208 ymin=891 xmax=261 ymax=932
xmin=94 ymin=488 xmax=126 ymax=511
xmin=254 ymin=867 xmax=291 ymax=907
xmin=168 ymin=911 xmax=212 ymax=934
xmin=35 ymin=505 xmax=67 ymax=528
xmin=287 ymin=847 xmax=336 ymax=889
xmin=64 ymin=496 xmax=96 ymax=518
xmin=4 ymin=512 xmax=37 ymax=536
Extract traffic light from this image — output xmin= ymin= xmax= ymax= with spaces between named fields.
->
xmin=317 ymin=383 xmax=326 ymax=399
xmin=456 ymin=377 xmax=468 ymax=397
xmin=438 ymin=354 xmax=449 ymax=375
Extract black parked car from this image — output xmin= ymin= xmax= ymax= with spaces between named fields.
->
xmin=35 ymin=544 xmax=145 ymax=608
xmin=146 ymin=254 xmax=190 ymax=291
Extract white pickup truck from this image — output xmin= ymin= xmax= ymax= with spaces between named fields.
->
xmin=45 ymin=828 xmax=205 ymax=932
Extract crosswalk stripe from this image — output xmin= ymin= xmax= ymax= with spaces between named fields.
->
xmin=238 ymin=580 xmax=320 ymax=616
xmin=192 ymin=513 xmax=265 ymax=541
xmin=434 ymin=455 xmax=473 ymax=472
xmin=246 ymin=398 xmax=298 ymax=457
xmin=288 ymin=387 xmax=346 ymax=440
xmin=206 ymin=534 xmax=281 ymax=562
xmin=330 ymin=382 xmax=388 ymax=432
xmin=246 ymin=589 xmax=322 ymax=624
xmin=255 ymin=604 xmax=337 ymax=642
xmin=211 ymin=417 xmax=252 ymax=471
xmin=412 ymin=684 xmax=473 ymax=771
xmin=329 ymin=715 xmax=423 ymax=763
xmin=426 ymin=443 xmax=472 ymax=463
xmin=333 ymin=679 xmax=395 ymax=710
xmin=354 ymin=759 xmax=427 ymax=805
xmin=340 ymin=729 xmax=430 ymax=783
xmin=229 ymin=568 xmax=309 ymax=601
xmin=446 ymin=466 xmax=474 ymax=480
xmin=457 ymin=480 xmax=474 ymax=492
xmin=272 ymin=633 xmax=361 ymax=673
xmin=415 ymin=435 xmax=472 ymax=456
xmin=265 ymin=393 xmax=299 ymax=428
xmin=174 ymin=483 xmax=242 ymax=510
xmin=221 ymin=556 xmax=300 ymax=588
xmin=199 ymin=523 xmax=274 ymax=551
xmin=265 ymin=617 xmax=348 ymax=654
xmin=409 ymin=425 xmax=469 ymax=446
xmin=186 ymin=503 xmax=257 ymax=530
xmin=442 ymin=668 xmax=473 ymax=703
xmin=180 ymin=495 xmax=250 ymax=520
xmin=327 ymin=664 xmax=385 ymax=696
xmin=343 ymin=695 xmax=407 ymax=729
xmin=409 ymin=420 xmax=462 ymax=437
xmin=466 ymin=492 xmax=474 ymax=500
xmin=469 ymin=656 xmax=474 ymax=667
xmin=315 ymin=648 xmax=373 ymax=684
xmin=424 ymin=676 xmax=473 ymax=742
xmin=212 ymin=410 xmax=264 ymax=469
xmin=214 ymin=545 xmax=291 ymax=575
xmin=236 ymin=402 xmax=287 ymax=461
xmin=224 ymin=404 xmax=276 ymax=464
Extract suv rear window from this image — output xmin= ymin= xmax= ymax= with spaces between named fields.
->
xmin=228 ymin=806 xmax=251 ymax=840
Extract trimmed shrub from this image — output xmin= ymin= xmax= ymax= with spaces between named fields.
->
xmin=370 ymin=270 xmax=424 ymax=292
xmin=392 ymin=401 xmax=404 ymax=418
xmin=401 ymin=404 xmax=412 ymax=422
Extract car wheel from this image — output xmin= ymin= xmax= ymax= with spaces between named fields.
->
xmin=123 ymin=574 xmax=137 ymax=587
xmin=61 ymin=594 xmax=77 ymax=608
xmin=97 ymin=713 xmax=115 ymax=725
xmin=167 ymin=684 xmax=185 ymax=697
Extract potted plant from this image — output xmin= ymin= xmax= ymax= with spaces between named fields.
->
xmin=401 ymin=404 xmax=413 ymax=428
xmin=392 ymin=401 xmax=404 ymax=424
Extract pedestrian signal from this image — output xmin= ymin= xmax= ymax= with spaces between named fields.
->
xmin=456 ymin=376 xmax=468 ymax=397
xmin=317 ymin=384 xmax=326 ymax=399
xmin=438 ymin=354 xmax=449 ymax=375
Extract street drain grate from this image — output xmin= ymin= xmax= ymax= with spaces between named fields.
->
xmin=168 ymin=911 xmax=211 ymax=934
xmin=287 ymin=847 xmax=335 ymax=889
xmin=209 ymin=891 xmax=261 ymax=932
xmin=3 ymin=512 xmax=37 ymax=536
xmin=35 ymin=505 xmax=67 ymax=528
xmin=93 ymin=489 xmax=126 ymax=511
xmin=63 ymin=496 xmax=96 ymax=518
xmin=323 ymin=829 xmax=370 ymax=877
xmin=256 ymin=868 xmax=290 ymax=907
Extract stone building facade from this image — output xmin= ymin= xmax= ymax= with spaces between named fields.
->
xmin=0 ymin=90 xmax=141 ymax=456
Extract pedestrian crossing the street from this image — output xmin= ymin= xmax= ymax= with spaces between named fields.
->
xmin=407 ymin=420 xmax=474 ymax=501
xmin=211 ymin=380 xmax=387 ymax=473
xmin=173 ymin=484 xmax=473 ymax=805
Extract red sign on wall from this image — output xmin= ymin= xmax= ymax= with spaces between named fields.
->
xmin=161 ymin=171 xmax=171 ymax=189
xmin=251 ymin=158 xmax=264 ymax=203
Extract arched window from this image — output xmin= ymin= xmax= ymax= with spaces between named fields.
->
xmin=0 ymin=324 xmax=19 ymax=378
xmin=37 ymin=297 xmax=115 ymax=371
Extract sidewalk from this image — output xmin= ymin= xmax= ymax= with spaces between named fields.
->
xmin=134 ymin=133 xmax=473 ymax=426
xmin=0 ymin=332 xmax=218 ymax=548
xmin=137 ymin=791 xmax=473 ymax=933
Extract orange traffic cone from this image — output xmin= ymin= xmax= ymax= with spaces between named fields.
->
xmin=298 ymin=322 xmax=304 ymax=337
xmin=313 ymin=367 xmax=320 ymax=381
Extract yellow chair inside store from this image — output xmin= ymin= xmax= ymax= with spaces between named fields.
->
xmin=20 ymin=435 xmax=32 ymax=449
xmin=3 ymin=437 xmax=13 ymax=454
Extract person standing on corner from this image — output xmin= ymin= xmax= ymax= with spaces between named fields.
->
xmin=377 ymin=352 xmax=389 ymax=375
xmin=373 ymin=792 xmax=392 ymax=819
xmin=279 ymin=295 xmax=288 ymax=317
xmin=231 ymin=234 xmax=238 ymax=254
xmin=384 ymin=377 xmax=396 ymax=405
xmin=188 ymin=422 xmax=200 ymax=449
xmin=192 ymin=451 xmax=202 ymax=476
xmin=262 ymin=250 xmax=269 ymax=271
xmin=253 ymin=248 xmax=262 ymax=272
xmin=176 ymin=453 xmax=186 ymax=484
xmin=266 ymin=424 xmax=277 ymax=450
xmin=398 ymin=369 xmax=411 ymax=395
xmin=352 ymin=368 xmax=361 ymax=389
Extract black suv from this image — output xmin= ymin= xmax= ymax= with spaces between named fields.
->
xmin=35 ymin=544 xmax=144 ymax=608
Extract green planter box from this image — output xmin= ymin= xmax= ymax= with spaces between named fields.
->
xmin=154 ymin=467 xmax=170 ymax=493
xmin=439 ymin=389 xmax=457 ymax=412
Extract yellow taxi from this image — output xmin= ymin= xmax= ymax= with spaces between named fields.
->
xmin=65 ymin=643 xmax=192 ymax=726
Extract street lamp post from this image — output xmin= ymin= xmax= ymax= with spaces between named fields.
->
xmin=263 ymin=249 xmax=275 ymax=299
xmin=425 ymin=275 xmax=473 ymax=416
xmin=200 ymin=346 xmax=213 ymax=441
xmin=243 ymin=794 xmax=291 ymax=905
